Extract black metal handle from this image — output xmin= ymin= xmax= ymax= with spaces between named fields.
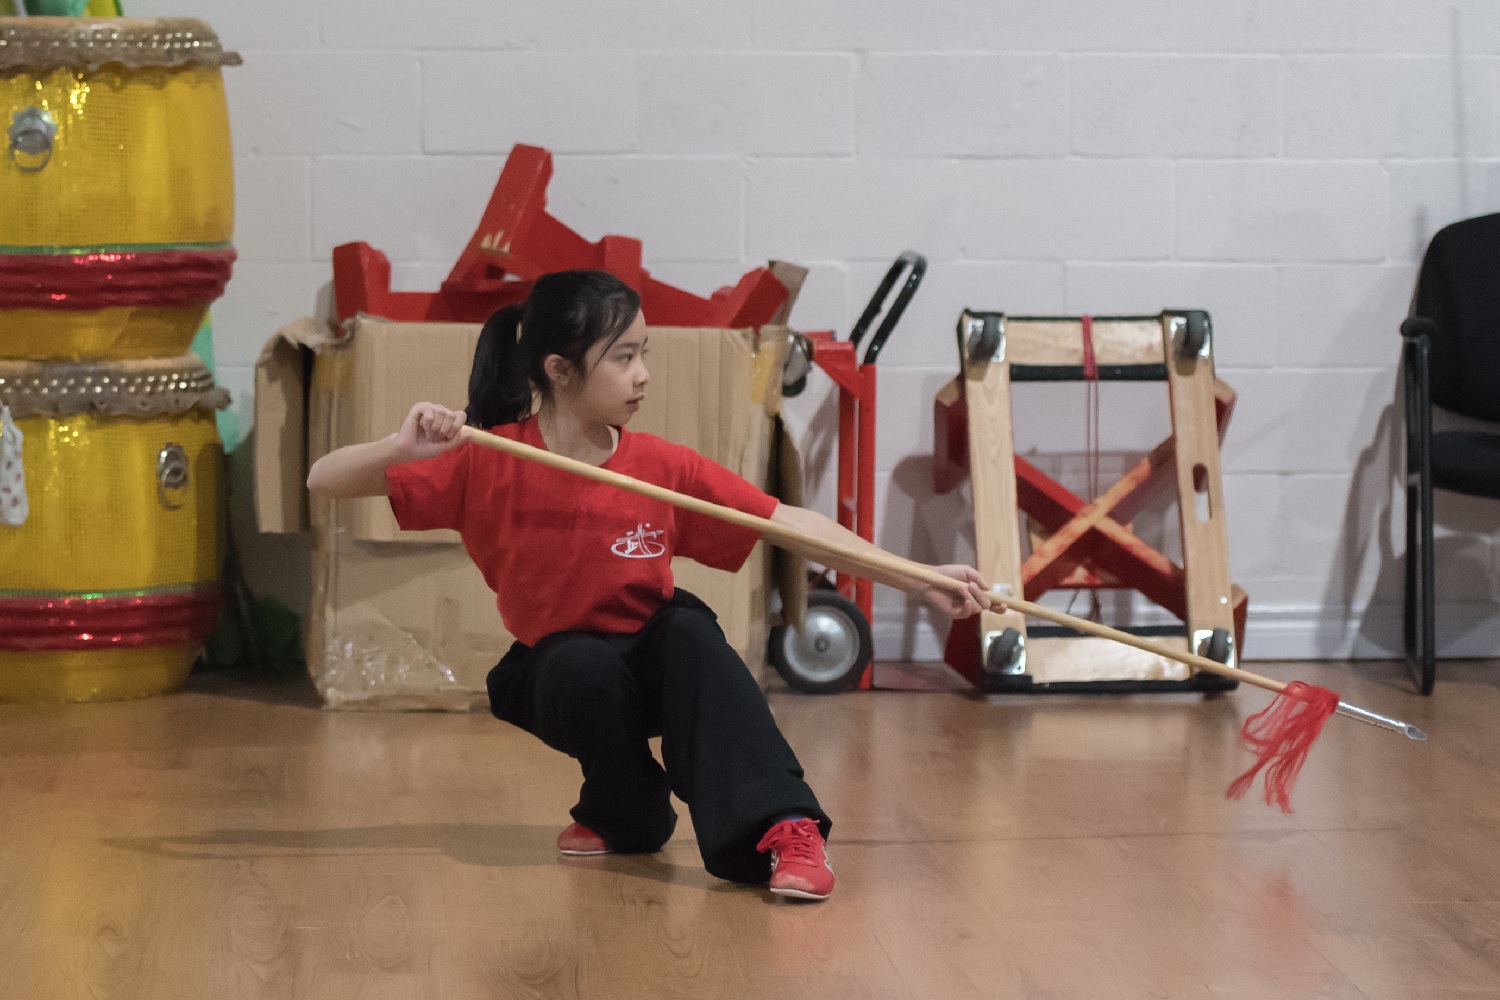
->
xmin=848 ymin=251 xmax=926 ymax=366
xmin=1400 ymin=316 xmax=1438 ymax=342
xmin=1401 ymin=319 xmax=1433 ymax=477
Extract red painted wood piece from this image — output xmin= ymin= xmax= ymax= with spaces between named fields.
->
xmin=332 ymin=143 xmax=788 ymax=328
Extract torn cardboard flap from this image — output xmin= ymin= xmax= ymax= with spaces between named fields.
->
xmin=253 ymin=316 xmax=338 ymax=534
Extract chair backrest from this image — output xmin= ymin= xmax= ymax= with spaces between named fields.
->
xmin=1413 ymin=212 xmax=1500 ymax=423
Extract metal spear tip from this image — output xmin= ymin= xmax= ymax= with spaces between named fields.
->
xmin=1405 ymin=724 xmax=1429 ymax=741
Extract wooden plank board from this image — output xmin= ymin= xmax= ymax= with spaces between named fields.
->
xmin=1005 ymin=319 xmax=1165 ymax=368
xmin=962 ymin=354 xmax=1029 ymax=667
xmin=1163 ymin=320 xmax=1236 ymax=642
xmin=5 ymin=658 xmax=1500 ymax=998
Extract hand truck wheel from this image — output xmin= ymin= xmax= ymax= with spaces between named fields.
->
xmin=769 ymin=590 xmax=874 ymax=694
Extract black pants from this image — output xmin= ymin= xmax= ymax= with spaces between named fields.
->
xmin=486 ymin=590 xmax=830 ymax=883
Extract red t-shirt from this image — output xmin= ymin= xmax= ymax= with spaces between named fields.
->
xmin=385 ymin=418 xmax=779 ymax=646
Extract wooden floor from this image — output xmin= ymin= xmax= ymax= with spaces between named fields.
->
xmin=2 ymin=659 xmax=1498 ymax=1000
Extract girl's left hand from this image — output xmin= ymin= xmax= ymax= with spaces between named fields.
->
xmin=921 ymin=565 xmax=993 ymax=620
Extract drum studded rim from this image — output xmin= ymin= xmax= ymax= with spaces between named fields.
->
xmin=0 ymin=18 xmax=242 ymax=73
xmin=0 ymin=354 xmax=229 ymax=419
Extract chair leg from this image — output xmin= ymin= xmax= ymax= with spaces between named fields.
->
xmin=1400 ymin=326 xmax=1437 ymax=695
xmin=1418 ymin=472 xmax=1436 ymax=695
xmin=1404 ymin=482 xmax=1420 ymax=684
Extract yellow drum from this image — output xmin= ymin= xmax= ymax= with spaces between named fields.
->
xmin=0 ymin=18 xmax=238 ymax=360
xmin=0 ymin=354 xmax=227 ymax=701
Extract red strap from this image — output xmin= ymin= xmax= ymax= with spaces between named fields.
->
xmin=1080 ymin=314 xmax=1098 ymax=381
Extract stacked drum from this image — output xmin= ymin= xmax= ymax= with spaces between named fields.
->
xmin=0 ymin=18 xmax=238 ymax=701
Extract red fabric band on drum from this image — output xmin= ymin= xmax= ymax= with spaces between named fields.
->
xmin=0 ymin=588 xmax=221 ymax=651
xmin=0 ymin=249 xmax=237 ymax=310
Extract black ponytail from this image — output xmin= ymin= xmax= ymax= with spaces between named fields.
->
xmin=465 ymin=270 xmax=642 ymax=428
xmin=466 ymin=304 xmax=528 ymax=428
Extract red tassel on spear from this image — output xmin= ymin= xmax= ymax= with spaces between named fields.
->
xmin=458 ymin=426 xmax=1430 ymax=813
xmin=1226 ymin=681 xmax=1341 ymax=813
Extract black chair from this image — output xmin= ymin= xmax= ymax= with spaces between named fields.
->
xmin=1402 ymin=212 xmax=1500 ymax=695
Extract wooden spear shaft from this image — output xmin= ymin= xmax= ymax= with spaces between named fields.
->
xmin=463 ymin=427 xmax=1287 ymax=691
xmin=462 ymin=426 xmax=1428 ymax=739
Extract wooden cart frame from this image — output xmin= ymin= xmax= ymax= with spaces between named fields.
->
xmin=934 ymin=310 xmax=1247 ymax=693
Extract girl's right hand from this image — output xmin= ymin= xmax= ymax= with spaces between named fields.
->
xmin=394 ymin=402 xmax=469 ymax=462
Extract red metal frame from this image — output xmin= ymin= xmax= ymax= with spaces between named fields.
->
xmin=789 ymin=252 xmax=925 ymax=691
xmin=934 ymin=378 xmax=1247 ymax=685
xmin=803 ymin=331 xmax=880 ymax=689
xmin=331 ymin=143 xmax=787 ymax=330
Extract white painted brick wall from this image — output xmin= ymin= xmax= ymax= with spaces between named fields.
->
xmin=1220 ymin=369 xmax=1400 ymax=475
xmin=123 ymin=0 xmax=1500 ymax=660
xmin=643 ymin=54 xmax=855 ymax=156
xmin=423 ymin=53 xmax=640 ymax=155
xmin=746 ymin=159 xmax=965 ymax=261
xmin=1070 ymin=56 xmax=1282 ymax=158
xmin=1387 ymin=160 xmax=1500 ymax=261
xmin=1275 ymin=265 xmax=1419 ymax=367
xmin=959 ymin=159 xmax=1176 ymax=260
xmin=231 ymin=157 xmax=312 ymax=262
xmin=225 ymin=52 xmax=423 ymax=156
xmin=1176 ymin=162 xmax=1389 ymax=261
xmin=1284 ymin=57 xmax=1497 ymax=159
xmin=858 ymin=55 xmax=1068 ymax=158
xmin=311 ymin=156 xmax=505 ymax=262
xmin=314 ymin=0 xmax=756 ymax=51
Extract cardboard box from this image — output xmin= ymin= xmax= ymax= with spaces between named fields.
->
xmin=253 ymin=315 xmax=328 ymax=535
xmin=255 ymin=315 xmax=800 ymax=710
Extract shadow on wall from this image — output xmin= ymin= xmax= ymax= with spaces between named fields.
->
xmin=1332 ymin=378 xmax=1500 ymax=659
xmin=218 ymin=280 xmax=336 ymax=629
xmin=785 ymin=379 xmax=948 ymax=659
xmin=229 ymin=427 xmax=314 ymax=625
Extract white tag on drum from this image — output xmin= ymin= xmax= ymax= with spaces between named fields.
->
xmin=1 ymin=404 xmax=27 ymax=527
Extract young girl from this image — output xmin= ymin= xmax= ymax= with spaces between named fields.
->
xmin=307 ymin=270 xmax=988 ymax=901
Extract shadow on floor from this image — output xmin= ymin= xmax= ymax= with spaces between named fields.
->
xmin=101 ymin=822 xmax=715 ymax=890
xmin=181 ymin=669 xmax=325 ymax=709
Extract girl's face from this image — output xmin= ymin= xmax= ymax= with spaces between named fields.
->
xmin=559 ymin=309 xmax=651 ymax=427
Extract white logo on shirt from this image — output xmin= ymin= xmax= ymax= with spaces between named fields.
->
xmin=611 ymin=523 xmax=666 ymax=559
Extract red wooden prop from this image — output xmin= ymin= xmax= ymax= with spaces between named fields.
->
xmin=332 ymin=144 xmax=787 ymax=329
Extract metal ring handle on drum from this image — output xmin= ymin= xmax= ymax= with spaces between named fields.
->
xmin=8 ymin=108 xmax=58 ymax=174
xmin=156 ymin=443 xmax=190 ymax=510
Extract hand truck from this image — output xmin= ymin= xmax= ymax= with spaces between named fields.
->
xmin=767 ymin=251 xmax=926 ymax=693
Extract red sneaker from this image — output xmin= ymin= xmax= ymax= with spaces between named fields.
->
xmin=557 ymin=822 xmax=612 ymax=856
xmin=757 ymin=818 xmax=834 ymax=900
